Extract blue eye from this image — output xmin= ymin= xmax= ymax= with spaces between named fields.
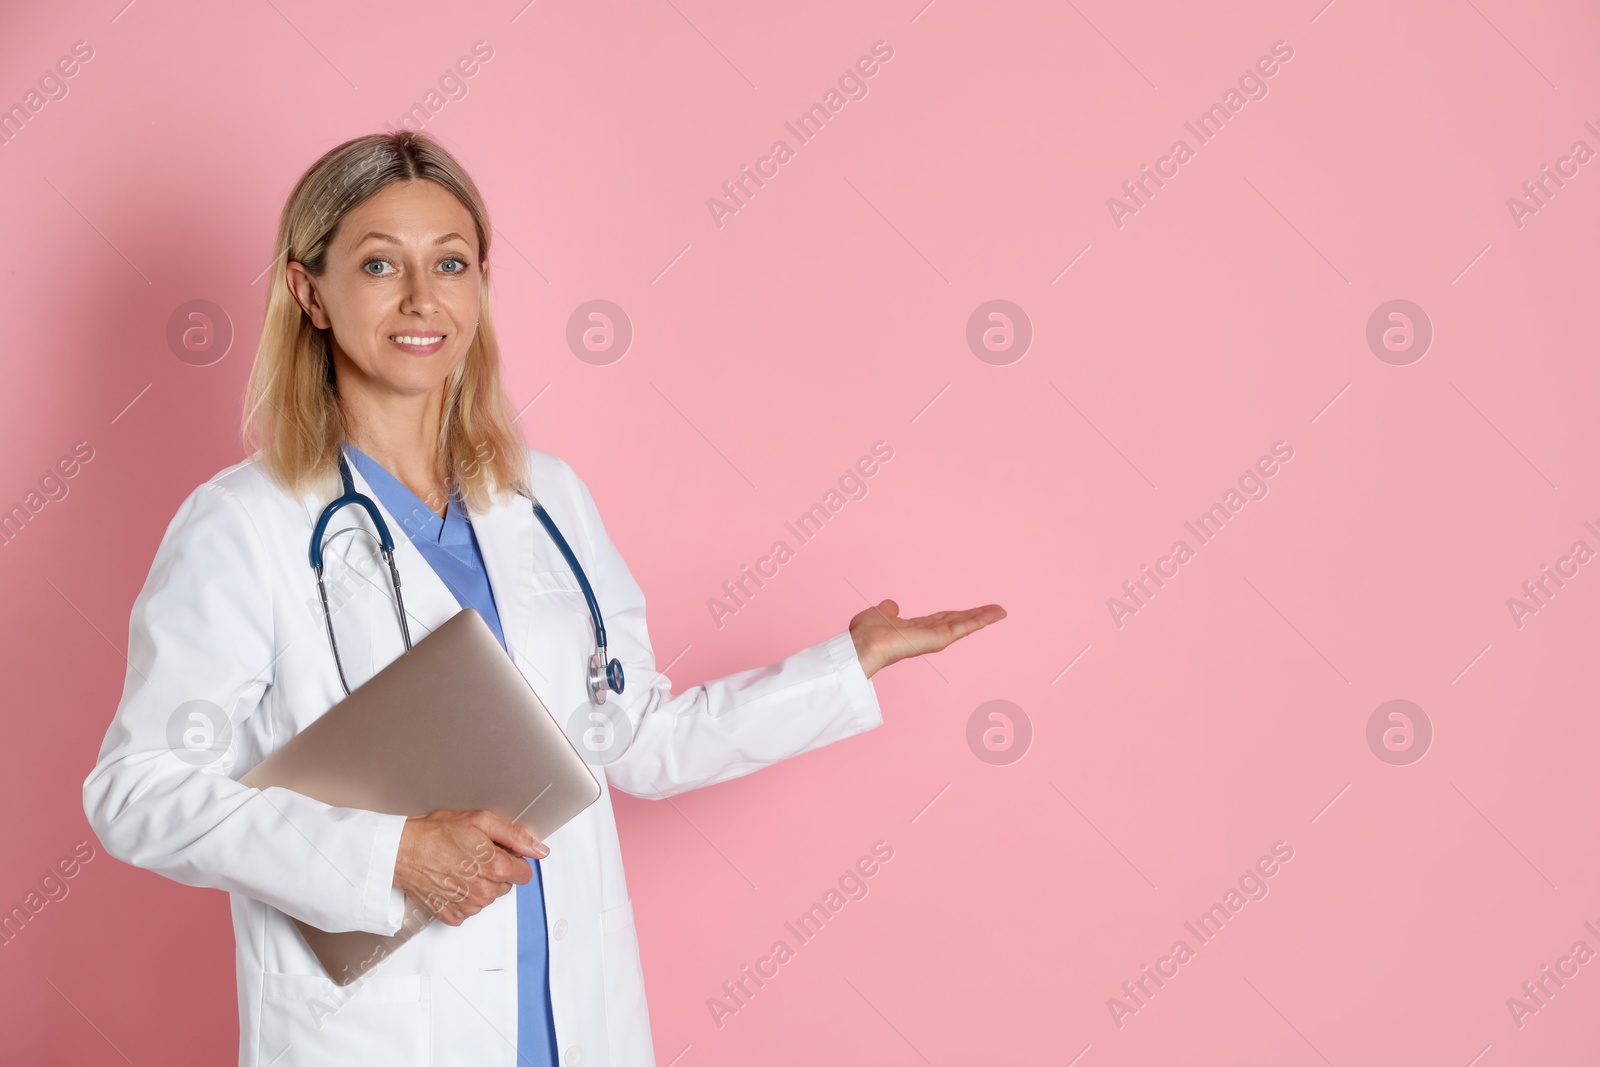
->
xmin=361 ymin=256 xmax=469 ymax=276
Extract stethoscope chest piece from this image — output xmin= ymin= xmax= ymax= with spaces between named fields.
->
xmin=590 ymin=653 xmax=625 ymax=706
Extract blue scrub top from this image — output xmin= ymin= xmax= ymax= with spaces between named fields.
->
xmin=343 ymin=442 xmax=559 ymax=1067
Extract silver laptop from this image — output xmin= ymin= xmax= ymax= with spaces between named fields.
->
xmin=239 ymin=608 xmax=602 ymax=986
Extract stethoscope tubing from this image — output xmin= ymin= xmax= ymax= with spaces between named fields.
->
xmin=310 ymin=450 xmax=622 ymax=703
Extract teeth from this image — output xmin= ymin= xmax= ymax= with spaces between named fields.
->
xmin=391 ymin=335 xmax=443 ymax=345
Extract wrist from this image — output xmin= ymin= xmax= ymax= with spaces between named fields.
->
xmin=849 ymin=625 xmax=879 ymax=679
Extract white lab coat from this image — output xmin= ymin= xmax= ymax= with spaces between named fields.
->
xmin=81 ymin=445 xmax=884 ymax=1067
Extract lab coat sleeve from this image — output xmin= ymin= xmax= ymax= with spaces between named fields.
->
xmin=555 ymin=459 xmax=884 ymax=799
xmin=81 ymin=480 xmax=408 ymax=937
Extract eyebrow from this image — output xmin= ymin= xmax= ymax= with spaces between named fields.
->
xmin=354 ymin=231 xmax=471 ymax=246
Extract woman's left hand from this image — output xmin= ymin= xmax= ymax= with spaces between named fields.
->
xmin=848 ymin=598 xmax=1007 ymax=679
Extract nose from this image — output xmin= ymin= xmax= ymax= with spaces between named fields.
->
xmin=399 ymin=263 xmax=442 ymax=316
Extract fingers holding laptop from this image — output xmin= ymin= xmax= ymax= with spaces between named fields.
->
xmin=394 ymin=809 xmax=549 ymax=927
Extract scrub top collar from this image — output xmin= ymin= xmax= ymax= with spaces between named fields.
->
xmin=340 ymin=442 xmax=474 ymax=550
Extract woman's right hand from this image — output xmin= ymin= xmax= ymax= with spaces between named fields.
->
xmin=392 ymin=809 xmax=549 ymax=927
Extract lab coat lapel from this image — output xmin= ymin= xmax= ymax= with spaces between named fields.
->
xmin=464 ymin=484 xmax=535 ymax=672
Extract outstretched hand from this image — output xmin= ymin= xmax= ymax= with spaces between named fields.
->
xmin=848 ymin=599 xmax=1007 ymax=679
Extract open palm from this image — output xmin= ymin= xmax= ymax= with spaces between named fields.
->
xmin=848 ymin=598 xmax=1007 ymax=679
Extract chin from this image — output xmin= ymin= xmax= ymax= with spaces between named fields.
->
xmin=379 ymin=367 xmax=453 ymax=394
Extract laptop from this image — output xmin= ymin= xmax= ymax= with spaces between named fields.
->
xmin=239 ymin=608 xmax=603 ymax=986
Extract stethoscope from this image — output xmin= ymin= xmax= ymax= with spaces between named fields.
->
xmin=309 ymin=450 xmax=625 ymax=706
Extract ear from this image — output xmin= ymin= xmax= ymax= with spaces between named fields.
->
xmin=284 ymin=260 xmax=332 ymax=329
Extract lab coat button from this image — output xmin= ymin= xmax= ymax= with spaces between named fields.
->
xmin=553 ymin=918 xmax=569 ymax=940
xmin=564 ymin=1045 xmax=582 ymax=1065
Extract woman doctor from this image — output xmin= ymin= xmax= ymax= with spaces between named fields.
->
xmin=81 ymin=131 xmax=1005 ymax=1067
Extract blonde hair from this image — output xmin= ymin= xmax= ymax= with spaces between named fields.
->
xmin=241 ymin=130 xmax=529 ymax=513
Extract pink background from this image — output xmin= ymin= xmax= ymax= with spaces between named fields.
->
xmin=3 ymin=0 xmax=1598 ymax=1063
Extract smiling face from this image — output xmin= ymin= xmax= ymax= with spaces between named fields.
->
xmin=286 ymin=178 xmax=484 ymax=405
